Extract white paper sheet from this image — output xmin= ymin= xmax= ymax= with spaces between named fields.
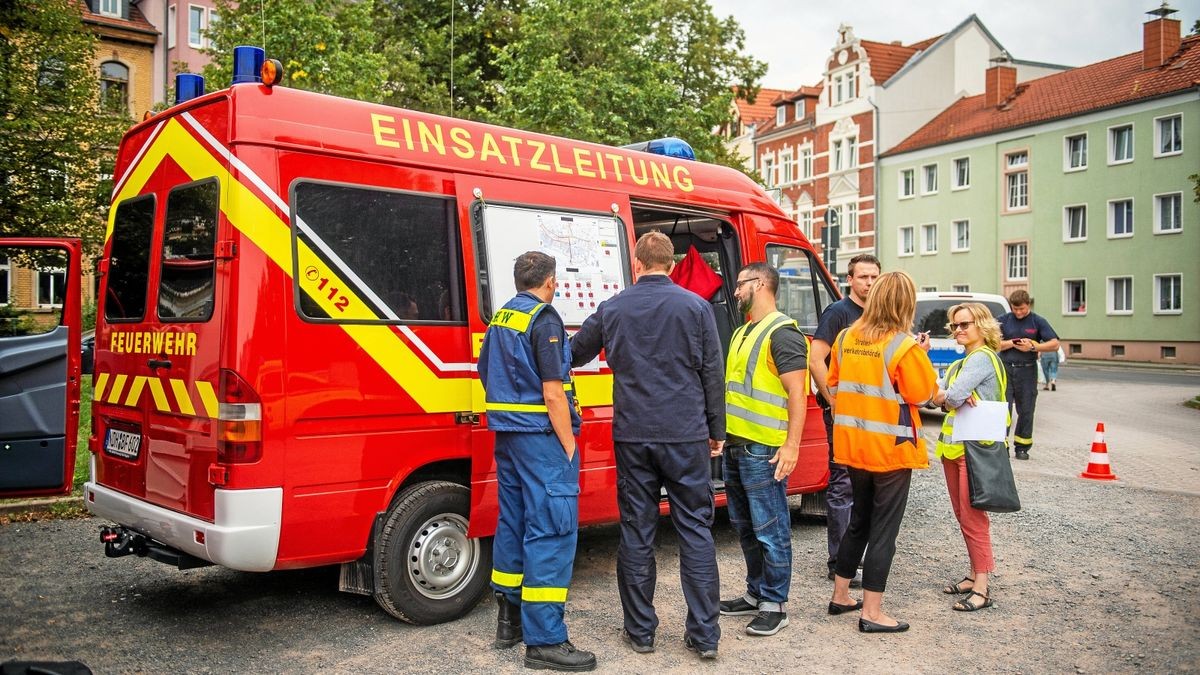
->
xmin=950 ymin=400 xmax=1008 ymax=442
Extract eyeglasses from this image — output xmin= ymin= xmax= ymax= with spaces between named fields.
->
xmin=735 ymin=277 xmax=761 ymax=288
xmin=948 ymin=321 xmax=976 ymax=332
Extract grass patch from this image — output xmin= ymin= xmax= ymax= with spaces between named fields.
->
xmin=1186 ymin=395 xmax=1200 ymax=410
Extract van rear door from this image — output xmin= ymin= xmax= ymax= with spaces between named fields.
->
xmin=0 ymin=238 xmax=82 ymax=498
xmin=94 ymin=147 xmax=226 ymax=520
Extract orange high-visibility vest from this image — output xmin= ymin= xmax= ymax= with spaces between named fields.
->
xmin=829 ymin=328 xmax=934 ymax=472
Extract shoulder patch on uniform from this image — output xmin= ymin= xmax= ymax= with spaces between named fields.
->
xmin=548 ymin=336 xmax=560 ymax=343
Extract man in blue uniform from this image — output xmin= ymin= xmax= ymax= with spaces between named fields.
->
xmin=719 ymin=262 xmax=808 ymax=637
xmin=808 ymin=253 xmax=879 ymax=585
xmin=478 ymin=251 xmax=596 ymax=672
xmin=997 ymin=290 xmax=1059 ymax=461
xmin=571 ymin=231 xmax=725 ymax=660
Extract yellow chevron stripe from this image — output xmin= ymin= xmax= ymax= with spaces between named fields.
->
xmin=93 ymin=372 xmax=110 ymax=401
xmin=195 ymin=380 xmax=218 ymax=419
xmin=170 ymin=378 xmax=196 ymax=416
xmin=108 ymin=116 xmax=615 ymax=413
xmin=106 ymin=374 xmax=128 ymax=404
xmin=146 ymin=377 xmax=169 ymax=413
xmin=123 ymin=376 xmax=146 ymax=407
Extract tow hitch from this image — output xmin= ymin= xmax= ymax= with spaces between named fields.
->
xmin=99 ymin=526 xmax=212 ymax=570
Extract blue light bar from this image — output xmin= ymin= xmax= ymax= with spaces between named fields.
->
xmin=232 ymin=46 xmax=265 ymax=84
xmin=621 ymin=137 xmax=696 ymax=161
xmin=175 ymin=73 xmax=205 ymax=104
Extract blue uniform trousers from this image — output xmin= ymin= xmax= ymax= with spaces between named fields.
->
xmin=614 ymin=440 xmax=720 ymax=650
xmin=491 ymin=432 xmax=581 ymax=647
xmin=822 ymin=405 xmax=854 ymax=573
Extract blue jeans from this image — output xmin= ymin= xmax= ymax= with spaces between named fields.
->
xmin=723 ymin=443 xmax=792 ymax=609
xmin=1040 ymin=352 xmax=1059 ymax=382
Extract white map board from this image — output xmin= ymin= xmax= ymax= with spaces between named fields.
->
xmin=480 ymin=204 xmax=628 ymax=325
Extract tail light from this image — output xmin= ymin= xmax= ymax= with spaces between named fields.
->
xmin=216 ymin=369 xmax=262 ymax=464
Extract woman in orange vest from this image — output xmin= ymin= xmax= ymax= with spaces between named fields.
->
xmin=826 ymin=271 xmax=936 ymax=633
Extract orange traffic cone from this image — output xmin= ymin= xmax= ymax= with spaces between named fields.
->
xmin=1080 ymin=422 xmax=1117 ymax=481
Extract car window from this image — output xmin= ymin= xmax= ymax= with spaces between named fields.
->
xmin=914 ymin=299 xmax=1006 ymax=337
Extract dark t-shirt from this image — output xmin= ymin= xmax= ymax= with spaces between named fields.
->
xmin=727 ymin=321 xmax=807 ymax=447
xmin=813 ymin=297 xmax=864 ymax=362
xmin=529 ymin=303 xmax=567 ymax=381
xmin=997 ymin=311 xmax=1058 ymax=365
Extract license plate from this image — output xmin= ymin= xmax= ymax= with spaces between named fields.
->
xmin=104 ymin=428 xmax=142 ymax=459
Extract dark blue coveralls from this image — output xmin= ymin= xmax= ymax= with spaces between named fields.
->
xmin=478 ymin=292 xmax=582 ymax=647
xmin=998 ymin=310 xmax=1058 ymax=457
xmin=570 ymin=274 xmax=725 ymax=651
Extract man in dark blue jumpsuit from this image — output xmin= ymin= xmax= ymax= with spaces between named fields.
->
xmin=997 ymin=289 xmax=1059 ymax=461
xmin=478 ymin=251 xmax=596 ymax=672
xmin=571 ymin=231 xmax=726 ymax=660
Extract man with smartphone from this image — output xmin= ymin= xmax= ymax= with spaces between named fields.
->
xmin=997 ymin=290 xmax=1060 ymax=460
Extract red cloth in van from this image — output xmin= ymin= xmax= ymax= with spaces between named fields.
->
xmin=669 ymin=245 xmax=722 ymax=300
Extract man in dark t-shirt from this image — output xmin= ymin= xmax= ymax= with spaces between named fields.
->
xmin=997 ymin=290 xmax=1059 ymax=460
xmin=809 ymin=253 xmax=880 ymax=584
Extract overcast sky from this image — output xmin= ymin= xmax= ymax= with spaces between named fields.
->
xmin=707 ymin=0 xmax=1200 ymax=89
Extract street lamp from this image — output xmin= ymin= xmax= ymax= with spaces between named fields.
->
xmin=823 ymin=208 xmax=840 ymax=281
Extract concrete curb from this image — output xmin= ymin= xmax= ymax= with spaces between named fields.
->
xmin=1064 ymin=358 xmax=1200 ymax=372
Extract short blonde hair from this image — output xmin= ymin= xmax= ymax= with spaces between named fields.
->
xmin=635 ymin=231 xmax=675 ymax=272
xmin=855 ymin=271 xmax=916 ymax=343
xmin=946 ymin=302 xmax=1001 ymax=350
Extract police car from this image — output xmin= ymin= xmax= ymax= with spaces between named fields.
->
xmin=914 ymin=292 xmax=1011 ymax=382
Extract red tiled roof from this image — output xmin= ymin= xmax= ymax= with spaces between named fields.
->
xmin=860 ymin=40 xmax=921 ymax=84
xmin=76 ymin=0 xmax=158 ymax=36
xmin=887 ymin=35 xmax=1200 ymax=156
xmin=733 ymin=87 xmax=789 ymax=124
xmin=906 ymin=33 xmax=945 ymax=52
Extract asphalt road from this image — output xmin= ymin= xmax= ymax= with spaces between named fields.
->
xmin=2 ymin=365 xmax=1198 ymax=673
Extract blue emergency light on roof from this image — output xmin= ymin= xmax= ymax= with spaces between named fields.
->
xmin=232 ymin=46 xmax=266 ymax=84
xmin=621 ymin=137 xmax=696 ymax=161
xmin=174 ymin=73 xmax=205 ymax=105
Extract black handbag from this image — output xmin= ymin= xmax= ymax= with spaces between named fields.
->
xmin=964 ymin=440 xmax=1021 ymax=513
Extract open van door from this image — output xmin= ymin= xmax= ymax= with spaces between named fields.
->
xmin=0 ymin=237 xmax=83 ymax=497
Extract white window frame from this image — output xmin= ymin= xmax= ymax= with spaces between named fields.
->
xmin=794 ymin=101 xmax=804 ymax=119
xmin=1004 ymin=150 xmax=1029 ymax=212
xmin=846 ymin=136 xmax=858 ymax=169
xmin=761 ymin=154 xmax=776 ymax=188
xmin=920 ymin=285 xmax=938 ymax=293
xmin=898 ymin=226 xmax=915 ymax=257
xmin=1108 ymin=123 xmax=1134 ymax=165
xmin=188 ymin=4 xmax=206 ymax=48
xmin=776 ymin=106 xmax=786 ymax=126
xmin=952 ymin=284 xmax=970 ymax=292
xmin=844 ymin=202 xmax=859 ymax=235
xmin=0 ymin=255 xmax=10 ymax=306
xmin=899 ymin=169 xmax=915 ymax=199
xmin=797 ymin=209 xmax=813 ymax=239
xmin=1063 ymin=133 xmax=1088 ymax=171
xmin=99 ymin=0 xmax=121 ymax=17
xmin=920 ymin=223 xmax=938 ymax=255
xmin=1154 ymin=192 xmax=1183 ymax=234
xmin=921 ymin=163 xmax=938 ymax=195
xmin=800 ymin=146 xmax=813 ymax=179
xmin=1063 ymin=278 xmax=1087 ymax=315
xmin=1108 ymin=198 xmax=1134 ymax=239
xmin=833 ymin=140 xmax=844 ymax=172
xmin=1154 ymin=273 xmax=1182 ymax=315
xmin=1107 ymin=276 xmax=1134 ymax=316
xmin=167 ymin=4 xmax=177 ymax=49
xmin=207 ymin=8 xmax=219 ymax=49
xmin=35 ymin=267 xmax=67 ymax=308
xmin=951 ymin=219 xmax=970 ymax=252
xmin=952 ymin=157 xmax=970 ymax=190
xmin=1154 ymin=114 xmax=1182 ymax=158
xmin=780 ymin=148 xmax=794 ymax=185
xmin=1063 ymin=204 xmax=1088 ymax=242
xmin=1005 ymin=242 xmax=1028 ymax=281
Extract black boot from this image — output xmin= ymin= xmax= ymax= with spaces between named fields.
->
xmin=494 ymin=592 xmax=522 ymax=649
xmin=524 ymin=641 xmax=597 ymax=671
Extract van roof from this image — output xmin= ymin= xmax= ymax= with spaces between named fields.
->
xmin=131 ymin=84 xmax=788 ymax=220
xmin=916 ymin=291 xmax=1009 ymax=305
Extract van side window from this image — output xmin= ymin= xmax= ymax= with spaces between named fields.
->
xmin=159 ymin=179 xmax=218 ymax=321
xmin=292 ymin=182 xmax=464 ymax=323
xmin=765 ymin=244 xmax=836 ymax=334
xmin=104 ymin=194 xmax=155 ymax=321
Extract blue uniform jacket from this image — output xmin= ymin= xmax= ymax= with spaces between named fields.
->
xmin=570 ymin=274 xmax=725 ymax=443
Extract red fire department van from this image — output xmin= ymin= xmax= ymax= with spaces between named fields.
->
xmin=1 ymin=49 xmax=840 ymax=626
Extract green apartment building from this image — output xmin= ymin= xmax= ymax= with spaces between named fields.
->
xmin=878 ymin=10 xmax=1199 ymax=364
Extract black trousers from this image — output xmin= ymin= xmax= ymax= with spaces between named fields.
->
xmin=1005 ymin=362 xmax=1038 ymax=452
xmin=614 ymin=441 xmax=720 ymax=649
xmin=834 ymin=467 xmax=912 ymax=593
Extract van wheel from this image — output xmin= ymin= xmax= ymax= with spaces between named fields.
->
xmin=373 ymin=480 xmax=491 ymax=625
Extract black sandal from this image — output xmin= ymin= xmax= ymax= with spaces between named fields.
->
xmin=953 ymin=590 xmax=994 ymax=612
xmin=943 ymin=576 xmax=974 ymax=594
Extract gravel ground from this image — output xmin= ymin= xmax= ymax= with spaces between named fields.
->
xmin=2 ymin=465 xmax=1197 ymax=674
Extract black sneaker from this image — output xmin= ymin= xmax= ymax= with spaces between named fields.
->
xmin=745 ymin=610 xmax=789 ymax=636
xmin=524 ymin=641 xmax=597 ymax=672
xmin=621 ymin=628 xmax=655 ymax=654
xmin=1014 ymin=449 xmax=1030 ymax=460
xmin=719 ymin=596 xmax=758 ymax=616
xmin=683 ymin=634 xmax=718 ymax=660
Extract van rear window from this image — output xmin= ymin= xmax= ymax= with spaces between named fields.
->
xmin=159 ymin=179 xmax=218 ymax=321
xmin=104 ymin=195 xmax=155 ymax=321
xmin=291 ymin=182 xmax=463 ymax=323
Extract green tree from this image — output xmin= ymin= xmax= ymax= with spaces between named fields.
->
xmin=484 ymin=0 xmax=764 ymax=167
xmin=202 ymin=0 xmax=387 ymax=101
xmin=0 ymin=0 xmax=127 ymax=251
xmin=373 ymin=0 xmax=526 ymax=118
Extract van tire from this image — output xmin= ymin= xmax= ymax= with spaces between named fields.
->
xmin=373 ymin=480 xmax=491 ymax=625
